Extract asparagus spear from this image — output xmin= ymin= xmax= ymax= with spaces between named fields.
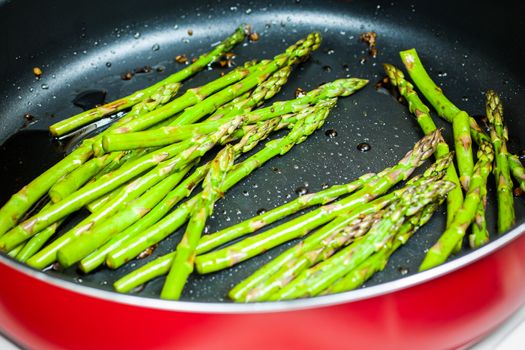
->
xmin=48 ymin=153 xmax=116 ymax=203
xmin=508 ymin=154 xmax=525 ymax=192
xmin=7 ymin=244 xmax=24 ymax=258
xmin=49 ymin=25 xmax=248 ymax=136
xmin=231 ymin=155 xmax=453 ymax=302
xmin=114 ymin=251 xmax=176 ymax=293
xmin=196 ymin=173 xmax=375 ymax=255
xmin=106 ymin=99 xmax=336 ymax=269
xmin=15 ymin=220 xmax=63 ymax=263
xmin=323 ymin=201 xmax=441 ymax=294
xmin=161 ymin=146 xmax=234 ymax=300
xmin=272 ymin=179 xmax=454 ymax=300
xmin=195 ymin=130 xmax=441 ymax=275
xmin=399 ymin=48 xmax=479 ymax=251
xmin=383 ymin=63 xmax=463 ymax=228
xmin=80 ymin=118 xmax=284 ymax=273
xmin=486 ymin=90 xmax=515 ymax=233
xmin=419 ymin=140 xmax=495 ymax=270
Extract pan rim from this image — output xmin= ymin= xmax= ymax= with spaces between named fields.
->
xmin=1 ymin=218 xmax=525 ymax=313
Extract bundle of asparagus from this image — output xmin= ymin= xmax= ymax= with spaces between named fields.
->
xmin=0 ymin=25 xmax=375 ymax=300
xmin=1 ymin=21 xmax=522 ymax=303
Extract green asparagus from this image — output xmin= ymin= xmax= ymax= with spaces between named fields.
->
xmin=195 ymin=130 xmax=440 ymax=275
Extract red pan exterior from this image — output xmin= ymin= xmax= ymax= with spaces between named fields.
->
xmin=2 ymin=227 xmax=525 ymax=350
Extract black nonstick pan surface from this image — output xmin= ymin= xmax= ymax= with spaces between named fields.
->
xmin=0 ymin=0 xmax=524 ymax=302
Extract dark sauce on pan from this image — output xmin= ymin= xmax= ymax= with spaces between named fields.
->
xmin=0 ymin=130 xmax=63 ymax=205
xmin=72 ymin=90 xmax=107 ymax=111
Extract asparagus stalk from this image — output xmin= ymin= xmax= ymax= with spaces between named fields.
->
xmin=161 ymin=146 xmax=234 ymax=300
xmin=15 ymin=220 xmax=63 ymax=263
xmin=114 ymin=252 xmax=176 ymax=293
xmin=469 ymin=184 xmax=489 ymax=248
xmin=80 ymin=117 xmax=284 ymax=273
xmin=399 ymin=48 xmax=479 ymax=251
xmin=383 ymin=63 xmax=463 ymax=228
xmin=420 ymin=140 xmax=495 ymax=270
xmin=196 ymin=173 xmax=375 ymax=255
xmin=48 ymin=153 xmax=116 ymax=203
xmin=49 ymin=25 xmax=248 ymax=136
xmin=231 ymin=155 xmax=453 ymax=302
xmin=453 ymin=111 xmax=474 ymax=190
xmin=106 ymin=99 xmax=336 ymax=269
xmin=486 ymin=90 xmax=515 ymax=233
xmin=7 ymin=244 xmax=24 ymax=258
xmin=195 ymin=130 xmax=441 ymax=275
xmin=272 ymin=179 xmax=454 ymax=300
xmin=508 ymin=154 xmax=525 ymax=192
xmin=323 ymin=201 xmax=441 ymax=294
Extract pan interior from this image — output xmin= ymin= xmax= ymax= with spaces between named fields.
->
xmin=0 ymin=0 xmax=524 ymax=303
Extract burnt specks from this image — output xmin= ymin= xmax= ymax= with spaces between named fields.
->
xmin=359 ymin=31 xmax=378 ymax=58
xmin=121 ymin=71 xmax=134 ymax=80
xmin=175 ymin=54 xmax=188 ymax=64
xmin=137 ymin=244 xmax=158 ymax=259
xmin=32 ymin=67 xmax=43 ymax=77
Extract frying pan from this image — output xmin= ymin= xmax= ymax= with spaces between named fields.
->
xmin=1 ymin=0 xmax=525 ymax=349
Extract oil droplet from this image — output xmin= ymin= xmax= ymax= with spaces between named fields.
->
xmin=322 ymin=65 xmax=332 ymax=72
xmin=256 ymin=208 xmax=267 ymax=215
xmin=357 ymin=142 xmax=371 ymax=152
xmin=242 ymin=190 xmax=250 ymax=197
xmin=321 ymin=183 xmax=330 ymax=190
xmin=152 ymin=44 xmax=160 ymax=51
xmin=75 ymin=277 xmax=84 ymax=283
xmin=326 ymin=49 xmax=335 ymax=55
xmin=325 ymin=129 xmax=337 ymax=138
xmin=295 ymin=186 xmax=308 ymax=196
xmin=342 ymin=64 xmax=350 ymax=71
xmin=437 ymin=71 xmax=447 ymax=77
xmin=41 ymin=84 xmax=49 ymax=90
xmin=398 ymin=266 xmax=409 ymax=275
xmin=461 ymin=96 xmax=469 ymax=102
xmin=133 ymin=32 xmax=141 ymax=39
xmin=203 ymin=225 xmax=211 ymax=234
xmin=105 ymin=61 xmax=112 ymax=67
xmin=271 ymin=166 xmax=282 ymax=174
